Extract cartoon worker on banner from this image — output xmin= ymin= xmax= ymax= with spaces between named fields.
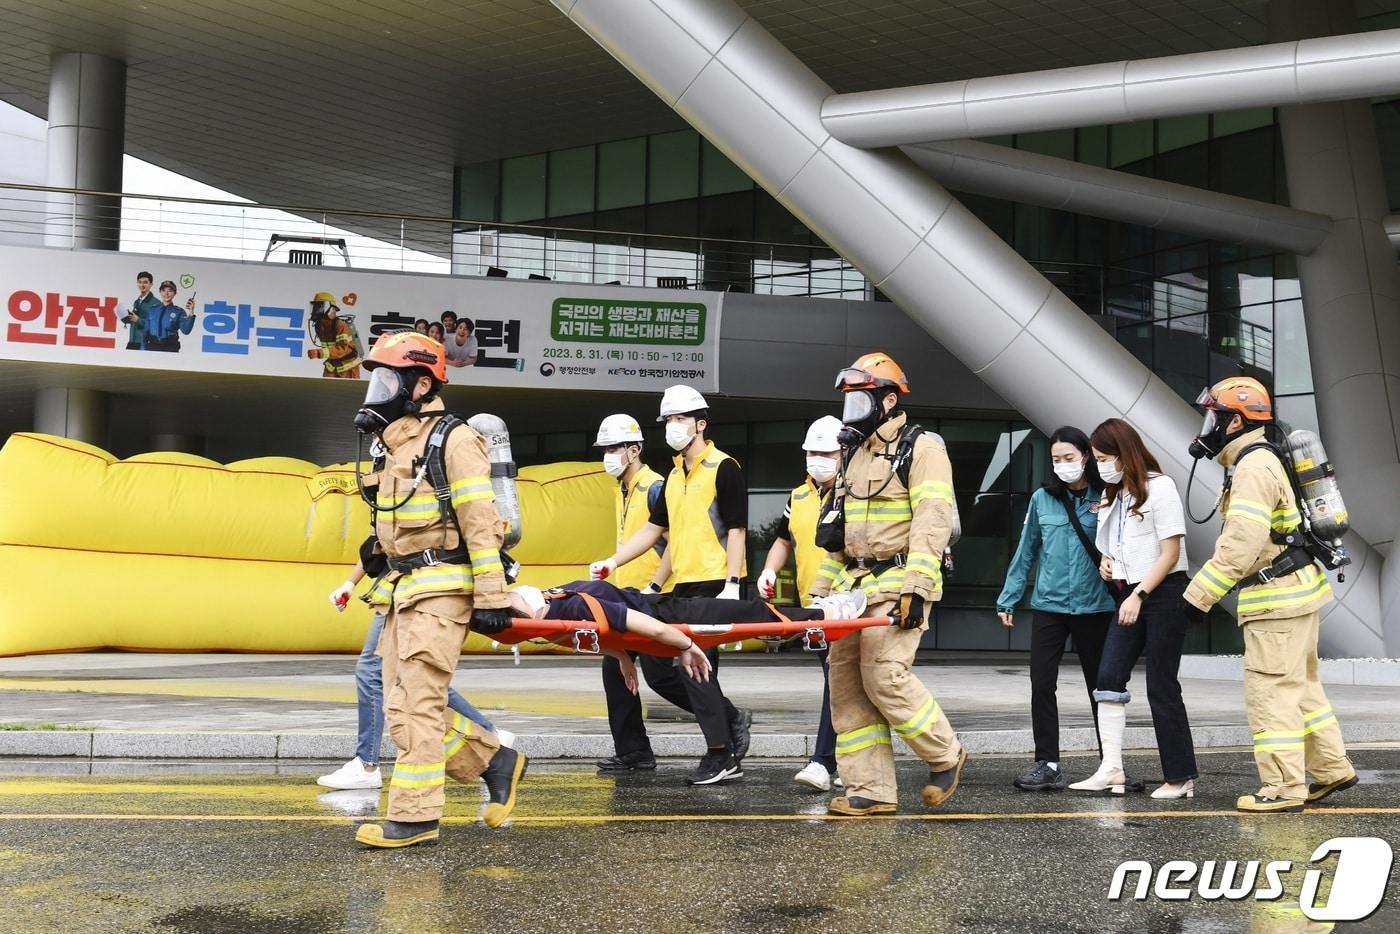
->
xmin=306 ymin=291 xmax=364 ymax=378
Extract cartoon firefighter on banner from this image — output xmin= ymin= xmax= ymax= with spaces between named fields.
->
xmin=306 ymin=291 xmax=364 ymax=378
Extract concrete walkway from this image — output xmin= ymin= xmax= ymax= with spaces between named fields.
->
xmin=1 ymin=651 xmax=1397 ymax=760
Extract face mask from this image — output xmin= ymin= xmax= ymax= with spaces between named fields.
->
xmin=354 ymin=368 xmax=418 ymax=434
xmin=1052 ymin=460 xmax=1085 ymax=484
xmin=1098 ymin=459 xmax=1123 ymax=485
xmin=838 ymin=389 xmax=883 ymax=446
xmin=1188 ymin=408 xmax=1231 ymax=460
xmin=806 ymin=455 xmax=838 ymax=484
xmin=665 ymin=421 xmax=694 ymax=452
xmin=602 ymin=451 xmax=628 ymax=478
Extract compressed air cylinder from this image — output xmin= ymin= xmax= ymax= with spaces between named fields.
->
xmin=1285 ymin=429 xmax=1349 ymax=541
xmin=468 ymin=413 xmax=522 ymax=548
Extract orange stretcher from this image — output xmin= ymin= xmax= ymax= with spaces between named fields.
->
xmin=489 ymin=592 xmax=894 ymax=657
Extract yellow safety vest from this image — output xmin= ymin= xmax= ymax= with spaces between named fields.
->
xmin=788 ymin=478 xmax=824 ymax=601
xmin=665 ymin=441 xmax=745 ymax=586
xmin=614 ymin=465 xmax=667 ymax=591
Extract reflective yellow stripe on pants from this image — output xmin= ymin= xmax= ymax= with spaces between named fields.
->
xmin=836 ymin=722 xmax=892 ymax=755
xmin=390 ymin=759 xmax=446 ymax=790
xmin=892 ymin=695 xmax=940 ymax=741
xmin=1253 ymin=730 xmax=1305 ymax=754
xmin=1302 ymin=705 xmax=1337 ymax=736
xmin=443 ymin=711 xmax=473 ymax=760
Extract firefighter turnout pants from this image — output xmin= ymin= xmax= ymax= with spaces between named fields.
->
xmin=1242 ymin=610 xmax=1351 ymax=800
xmin=829 ymin=595 xmax=961 ymax=803
xmin=379 ymin=605 xmax=500 ymax=821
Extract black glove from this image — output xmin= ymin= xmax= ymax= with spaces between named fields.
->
xmin=1182 ymin=601 xmax=1207 ymax=626
xmin=358 ymin=534 xmax=387 ymax=579
xmin=895 ymin=592 xmax=926 ymax=630
xmin=469 ymin=607 xmax=514 ymax=635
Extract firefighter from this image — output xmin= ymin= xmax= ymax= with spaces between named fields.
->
xmin=1183 ymin=376 xmax=1356 ymax=813
xmin=812 ymin=353 xmax=966 ymax=816
xmin=306 ymin=291 xmax=362 ymax=378
xmin=351 ymin=331 xmax=525 ymax=848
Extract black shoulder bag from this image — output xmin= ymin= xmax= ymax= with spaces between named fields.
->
xmin=1052 ymin=488 xmax=1116 ymax=599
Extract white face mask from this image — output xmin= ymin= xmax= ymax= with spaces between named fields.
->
xmin=602 ymin=451 xmax=629 ymax=478
xmin=1098 ymin=459 xmax=1123 ymax=485
xmin=665 ymin=421 xmax=694 ymax=452
xmin=1052 ymin=460 xmax=1085 ymax=484
xmin=806 ymin=455 xmax=838 ymax=483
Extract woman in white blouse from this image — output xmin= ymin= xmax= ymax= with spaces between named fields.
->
xmin=1068 ymin=418 xmax=1198 ymax=800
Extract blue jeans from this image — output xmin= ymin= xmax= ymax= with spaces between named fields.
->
xmin=813 ymin=649 xmax=836 ymax=771
xmin=1092 ymin=573 xmax=1197 ymax=783
xmin=355 ymin=612 xmax=495 ymax=765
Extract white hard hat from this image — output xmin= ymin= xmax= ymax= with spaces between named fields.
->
xmin=512 ymin=585 xmax=546 ymax=617
xmin=594 ymin=414 xmax=644 ymax=447
xmin=803 ymin=415 xmax=844 ymax=453
xmin=657 ymin=385 xmax=708 ymax=422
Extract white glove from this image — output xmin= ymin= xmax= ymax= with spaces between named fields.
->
xmin=589 ymin=557 xmax=617 ymax=581
xmin=642 ymin=582 xmax=662 ymax=595
xmin=328 ymin=580 xmax=355 ymax=612
xmin=719 ymin=580 xmax=741 ymax=600
xmin=756 ymin=569 xmax=777 ymax=600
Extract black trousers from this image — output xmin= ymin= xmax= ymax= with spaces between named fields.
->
xmin=602 ymin=579 xmax=749 ymax=754
xmin=1028 ymin=610 xmax=1111 ymax=762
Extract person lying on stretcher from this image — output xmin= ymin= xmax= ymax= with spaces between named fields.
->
xmin=503 ymin=580 xmax=869 ymax=694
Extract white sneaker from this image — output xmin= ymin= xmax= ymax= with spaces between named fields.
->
xmin=496 ymin=728 xmax=516 ymax=749
xmin=316 ymin=756 xmax=383 ymax=790
xmin=811 ymin=589 xmax=868 ymax=620
xmin=794 ymin=761 xmax=833 ymax=792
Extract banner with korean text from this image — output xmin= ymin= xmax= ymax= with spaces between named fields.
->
xmin=0 ymin=245 xmax=722 ymax=392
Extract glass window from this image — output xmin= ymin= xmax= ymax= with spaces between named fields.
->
xmin=1272 ymin=295 xmax=1314 ymax=395
xmin=699 ymin=190 xmax=755 ymax=241
xmin=648 ymin=130 xmax=700 ymax=203
xmin=548 ymin=146 xmax=595 ymax=219
xmin=1212 ymin=126 xmax=1274 ymax=201
xmin=455 ymin=161 xmax=499 ymax=222
xmin=597 ymin=138 xmax=646 ymax=210
xmin=646 ymin=199 xmax=698 ymax=238
xmin=1213 ymin=107 xmax=1274 ymax=138
xmin=755 ymin=191 xmax=810 ymax=244
xmin=1016 ymin=128 xmax=1074 ymax=159
xmin=1158 ymin=114 xmax=1208 ymax=153
xmin=701 ymin=139 xmax=752 ymax=196
xmin=1110 ymin=121 xmax=1154 ymax=169
xmin=1078 ymin=126 xmax=1109 ymax=167
xmin=500 ymin=154 xmax=546 ymax=223
xmin=1153 ymin=313 xmax=1209 ymax=403
xmin=1274 ymin=393 xmax=1320 ymax=434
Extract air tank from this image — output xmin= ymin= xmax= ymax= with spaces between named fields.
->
xmin=1284 ymin=429 xmax=1349 ymax=542
xmin=467 ymin=413 xmax=522 ymax=548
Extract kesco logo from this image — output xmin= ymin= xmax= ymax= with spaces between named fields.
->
xmin=1109 ymin=837 xmax=1392 ymax=921
xmin=539 ymin=362 xmax=555 ymax=377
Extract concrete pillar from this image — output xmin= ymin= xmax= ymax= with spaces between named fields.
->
xmin=34 ymin=387 xmax=108 ymax=446
xmin=1271 ymin=0 xmax=1400 ymax=559
xmin=44 ymin=52 xmax=125 ymax=250
xmin=151 ymin=433 xmax=205 ymax=455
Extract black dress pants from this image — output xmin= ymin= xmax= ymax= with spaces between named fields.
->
xmin=1028 ymin=610 xmax=1111 ymax=762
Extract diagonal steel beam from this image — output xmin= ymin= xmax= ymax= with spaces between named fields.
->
xmin=822 ymin=29 xmax=1400 ymax=146
xmin=552 ymin=0 xmax=1390 ymax=655
xmin=903 ymin=139 xmax=1332 ymax=255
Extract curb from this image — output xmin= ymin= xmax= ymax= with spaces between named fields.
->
xmin=1180 ymin=655 xmax=1400 ymax=687
xmin=4 ymin=721 xmax=1398 ymax=759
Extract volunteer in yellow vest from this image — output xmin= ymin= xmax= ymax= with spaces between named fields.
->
xmin=590 ymin=413 xmax=699 ymax=775
xmin=1183 ymin=376 xmax=1356 ymax=814
xmin=811 ymin=354 xmax=966 ymax=816
xmin=589 ymin=386 xmax=753 ymax=786
xmin=757 ymin=415 xmax=845 ymax=792
xmin=351 ymin=331 xmax=527 ymax=848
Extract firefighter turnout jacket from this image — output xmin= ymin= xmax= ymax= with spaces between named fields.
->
xmin=1185 ymin=428 xmax=1332 ymax=621
xmin=811 ymin=412 xmax=955 ymax=604
xmin=364 ymin=399 xmax=509 ymax=614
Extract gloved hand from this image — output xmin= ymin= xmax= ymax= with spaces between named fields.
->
xmin=328 ymin=580 xmax=355 ymax=612
xmin=589 ymin=557 xmax=617 ymax=580
xmin=718 ymin=580 xmax=741 ymax=600
xmin=896 ymin=592 xmax=926 ymax=630
xmin=756 ymin=568 xmax=778 ymax=600
xmin=469 ymin=607 xmax=514 ymax=635
xmin=642 ymin=582 xmax=662 ymax=595
xmin=1182 ymin=600 xmax=1208 ymax=626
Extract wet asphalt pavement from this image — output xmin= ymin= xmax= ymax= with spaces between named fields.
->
xmin=1 ymin=749 xmax=1397 ymax=933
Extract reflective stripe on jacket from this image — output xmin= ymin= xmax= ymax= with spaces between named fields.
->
xmin=810 ymin=412 xmax=954 ymax=602
xmin=997 ymin=486 xmax=1116 ymax=615
xmin=366 ymin=399 xmax=507 ymax=615
xmin=664 ymin=441 xmax=744 ymax=585
xmin=1185 ymin=428 xmax=1332 ymax=622
xmin=614 ymin=465 xmax=667 ymax=591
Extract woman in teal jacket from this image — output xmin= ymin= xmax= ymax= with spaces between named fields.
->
xmin=997 ymin=426 xmax=1116 ymax=792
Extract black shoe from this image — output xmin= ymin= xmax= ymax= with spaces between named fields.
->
xmin=1307 ymin=772 xmax=1358 ymax=803
xmin=596 ymin=750 xmax=657 ymax=772
xmin=686 ymin=749 xmax=742 ymax=785
xmin=728 ymin=708 xmax=753 ymax=761
xmin=355 ymin=819 xmax=439 ymax=848
xmin=481 ymin=746 xmax=528 ymax=828
xmin=828 ymin=795 xmax=896 ymax=816
xmin=922 ymin=747 xmax=967 ymax=807
xmin=1014 ymin=760 xmax=1065 ymax=791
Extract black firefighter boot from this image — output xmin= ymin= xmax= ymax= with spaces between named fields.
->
xmin=481 ymin=745 xmax=529 ymax=828
xmin=355 ymin=819 xmax=440 ymax=849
